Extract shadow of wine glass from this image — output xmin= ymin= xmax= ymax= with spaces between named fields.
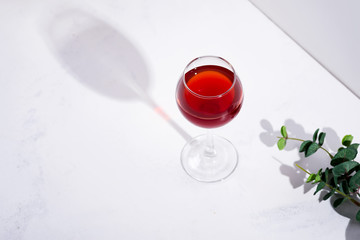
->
xmin=259 ymin=119 xmax=360 ymax=238
xmin=43 ymin=9 xmax=191 ymax=142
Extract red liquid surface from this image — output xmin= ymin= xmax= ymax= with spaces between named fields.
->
xmin=176 ymin=65 xmax=243 ymax=128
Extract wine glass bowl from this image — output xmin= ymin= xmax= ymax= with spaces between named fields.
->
xmin=176 ymin=56 xmax=244 ymax=182
xmin=176 ymin=56 xmax=243 ymax=128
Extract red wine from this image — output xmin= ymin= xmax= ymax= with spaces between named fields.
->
xmin=176 ymin=65 xmax=243 ymax=128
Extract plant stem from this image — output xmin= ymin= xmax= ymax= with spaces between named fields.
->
xmin=277 ymin=136 xmax=334 ymax=158
xmin=296 ymin=164 xmax=360 ymax=207
xmin=278 ymin=136 xmax=304 ymax=142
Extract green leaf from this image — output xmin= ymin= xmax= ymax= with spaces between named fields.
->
xmin=338 ymin=147 xmax=345 ymax=152
xmin=330 ymin=148 xmax=357 ymax=166
xmin=305 ymin=142 xmax=320 ymax=157
xmin=306 ymin=173 xmax=316 ymax=183
xmin=356 ymin=210 xmax=360 ymax=222
xmin=313 ymin=129 xmax=320 ymax=142
xmin=318 ymin=132 xmax=326 ymax=146
xmin=324 ymin=168 xmax=329 ymax=183
xmin=327 ymin=177 xmax=337 ymax=189
xmin=280 ymin=126 xmax=287 ymax=138
xmin=339 ymin=180 xmax=350 ymax=195
xmin=323 ymin=188 xmax=336 ymax=201
xmin=314 ymin=173 xmax=322 ymax=183
xmin=342 ymin=135 xmax=353 ymax=147
xmin=299 ymin=140 xmax=312 ymax=153
xmin=333 ymin=161 xmax=359 ymax=176
xmin=333 ymin=197 xmax=347 ymax=208
xmin=337 ymin=148 xmax=357 ymax=160
xmin=277 ymin=137 xmax=286 ymax=150
xmin=349 ymin=171 xmax=360 ymax=191
xmin=331 ymin=158 xmax=349 ymax=167
xmin=349 ymin=143 xmax=359 ymax=150
xmin=314 ymin=181 xmax=326 ymax=195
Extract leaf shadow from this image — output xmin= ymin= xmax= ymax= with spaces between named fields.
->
xmin=261 ymin=119 xmax=332 ymax=193
xmin=330 ymin=195 xmax=360 ymax=240
xmin=260 ymin=119 xmax=360 ymax=239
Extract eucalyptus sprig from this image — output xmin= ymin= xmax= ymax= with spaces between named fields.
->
xmin=277 ymin=126 xmax=360 ymax=222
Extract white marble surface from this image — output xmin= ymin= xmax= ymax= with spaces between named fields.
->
xmin=0 ymin=0 xmax=359 ymax=239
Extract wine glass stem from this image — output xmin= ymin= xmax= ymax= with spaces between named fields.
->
xmin=204 ymin=130 xmax=216 ymax=157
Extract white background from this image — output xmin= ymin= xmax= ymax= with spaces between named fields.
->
xmin=250 ymin=0 xmax=360 ymax=98
xmin=0 ymin=0 xmax=359 ymax=239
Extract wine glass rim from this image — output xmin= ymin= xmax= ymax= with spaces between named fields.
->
xmin=182 ymin=56 xmax=237 ymax=99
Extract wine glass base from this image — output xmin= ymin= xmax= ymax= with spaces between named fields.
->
xmin=180 ymin=134 xmax=238 ymax=183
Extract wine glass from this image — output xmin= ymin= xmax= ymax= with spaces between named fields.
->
xmin=176 ymin=56 xmax=244 ymax=182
